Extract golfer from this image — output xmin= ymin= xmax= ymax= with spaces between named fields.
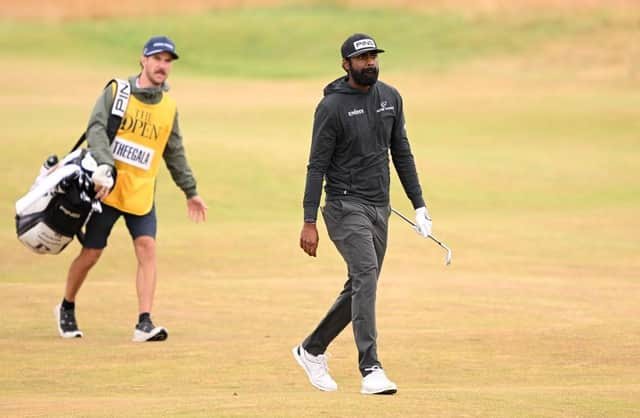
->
xmin=293 ymin=33 xmax=432 ymax=395
xmin=55 ymin=35 xmax=207 ymax=342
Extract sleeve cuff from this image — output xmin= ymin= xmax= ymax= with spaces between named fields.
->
xmin=411 ymin=196 xmax=426 ymax=210
xmin=303 ymin=206 xmax=318 ymax=223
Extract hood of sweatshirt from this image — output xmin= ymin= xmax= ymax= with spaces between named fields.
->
xmin=129 ymin=75 xmax=169 ymax=104
xmin=323 ymin=76 xmax=372 ymax=97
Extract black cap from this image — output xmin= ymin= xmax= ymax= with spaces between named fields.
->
xmin=142 ymin=35 xmax=179 ymax=59
xmin=341 ymin=33 xmax=385 ymax=59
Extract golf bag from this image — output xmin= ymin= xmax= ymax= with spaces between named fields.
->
xmin=14 ymin=78 xmax=130 ymax=255
xmin=15 ymin=149 xmax=102 ymax=254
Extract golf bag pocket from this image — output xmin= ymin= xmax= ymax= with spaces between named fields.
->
xmin=16 ymin=212 xmax=75 ymax=255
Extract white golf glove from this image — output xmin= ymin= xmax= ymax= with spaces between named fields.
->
xmin=92 ymin=164 xmax=114 ymax=197
xmin=415 ymin=206 xmax=432 ymax=238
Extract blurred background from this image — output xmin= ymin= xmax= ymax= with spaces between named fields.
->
xmin=1 ymin=1 xmax=638 ymax=417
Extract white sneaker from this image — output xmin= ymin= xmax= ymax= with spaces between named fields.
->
xmin=361 ymin=366 xmax=397 ymax=395
xmin=132 ymin=318 xmax=168 ymax=342
xmin=292 ymin=344 xmax=338 ymax=391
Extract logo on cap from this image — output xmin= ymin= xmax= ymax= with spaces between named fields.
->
xmin=341 ymin=33 xmax=385 ymax=58
xmin=353 ymin=39 xmax=376 ymax=51
xmin=145 ymin=42 xmax=175 ymax=55
xmin=152 ymin=42 xmax=174 ymax=50
xmin=143 ymin=36 xmax=179 ymax=59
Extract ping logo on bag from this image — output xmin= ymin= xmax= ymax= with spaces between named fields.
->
xmin=112 ymin=80 xmax=131 ymax=117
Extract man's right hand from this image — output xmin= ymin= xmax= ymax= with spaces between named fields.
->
xmin=300 ymin=222 xmax=319 ymax=257
xmin=92 ymin=164 xmax=114 ymax=200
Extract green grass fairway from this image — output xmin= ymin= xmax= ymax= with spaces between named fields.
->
xmin=1 ymin=4 xmax=639 ymax=417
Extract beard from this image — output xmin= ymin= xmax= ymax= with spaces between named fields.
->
xmin=350 ymin=66 xmax=379 ymax=86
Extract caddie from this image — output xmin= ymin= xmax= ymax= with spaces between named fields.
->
xmin=54 ymin=35 xmax=208 ymax=342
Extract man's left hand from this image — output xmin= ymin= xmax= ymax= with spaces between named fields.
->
xmin=415 ymin=206 xmax=432 ymax=238
xmin=187 ymin=195 xmax=207 ymax=223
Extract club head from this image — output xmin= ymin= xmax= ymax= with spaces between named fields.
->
xmin=427 ymin=233 xmax=452 ymax=266
xmin=445 ymin=248 xmax=452 ymax=266
xmin=390 ymin=209 xmax=453 ymax=266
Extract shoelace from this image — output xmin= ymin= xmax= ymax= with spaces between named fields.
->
xmin=310 ymin=352 xmax=331 ymax=374
xmin=364 ymin=365 xmax=383 ymax=374
xmin=61 ymin=310 xmax=76 ymax=326
xmin=138 ymin=320 xmax=155 ymax=332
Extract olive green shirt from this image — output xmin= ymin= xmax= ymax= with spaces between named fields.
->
xmin=86 ymin=75 xmax=197 ymax=198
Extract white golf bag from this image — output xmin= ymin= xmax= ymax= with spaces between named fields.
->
xmin=15 ymin=149 xmax=102 ymax=255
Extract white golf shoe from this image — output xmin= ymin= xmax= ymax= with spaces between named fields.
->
xmin=132 ymin=317 xmax=168 ymax=342
xmin=361 ymin=366 xmax=397 ymax=395
xmin=292 ymin=344 xmax=338 ymax=391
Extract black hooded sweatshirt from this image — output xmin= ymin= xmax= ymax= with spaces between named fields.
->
xmin=303 ymin=76 xmax=425 ymax=222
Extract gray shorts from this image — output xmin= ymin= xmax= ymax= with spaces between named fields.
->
xmin=82 ymin=203 xmax=157 ymax=249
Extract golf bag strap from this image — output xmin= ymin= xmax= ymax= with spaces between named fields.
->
xmin=70 ymin=132 xmax=87 ymax=153
xmin=70 ymin=78 xmax=131 ymax=152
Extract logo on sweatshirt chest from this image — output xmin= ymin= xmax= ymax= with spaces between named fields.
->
xmin=376 ymin=101 xmax=394 ymax=113
xmin=346 ymin=100 xmax=394 ymax=118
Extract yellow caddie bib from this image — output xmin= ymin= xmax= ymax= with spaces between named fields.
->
xmin=103 ymin=83 xmax=177 ymax=215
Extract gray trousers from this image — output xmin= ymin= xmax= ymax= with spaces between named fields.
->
xmin=303 ymin=200 xmax=390 ymax=376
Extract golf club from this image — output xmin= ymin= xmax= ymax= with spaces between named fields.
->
xmin=391 ymin=207 xmax=452 ymax=266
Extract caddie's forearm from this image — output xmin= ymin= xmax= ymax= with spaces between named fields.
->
xmin=183 ymin=187 xmax=198 ymax=199
xmin=163 ymin=122 xmax=198 ymax=199
xmin=173 ymin=171 xmax=197 ymax=197
xmin=164 ymin=156 xmax=198 ymax=199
